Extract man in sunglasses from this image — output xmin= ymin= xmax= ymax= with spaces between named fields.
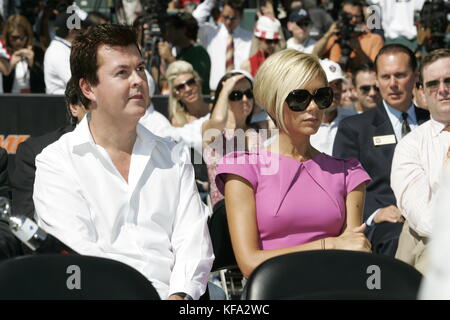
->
xmin=310 ymin=59 xmax=356 ymax=156
xmin=333 ymin=44 xmax=430 ymax=257
xmin=157 ymin=12 xmax=211 ymax=94
xmin=193 ymin=0 xmax=252 ymax=91
xmin=352 ymin=63 xmax=381 ymax=113
xmin=286 ymin=9 xmax=316 ymax=54
xmin=391 ymin=49 xmax=450 ymax=273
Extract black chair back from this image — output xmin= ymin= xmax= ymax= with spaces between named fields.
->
xmin=208 ymin=200 xmax=237 ymax=271
xmin=0 ymin=254 xmax=160 ymax=299
xmin=244 ymin=250 xmax=423 ymax=300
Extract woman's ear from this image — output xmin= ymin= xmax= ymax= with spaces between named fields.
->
xmin=79 ymin=78 xmax=96 ymax=104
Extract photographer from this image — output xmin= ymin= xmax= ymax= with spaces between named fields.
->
xmin=157 ymin=12 xmax=211 ymax=94
xmin=313 ymin=0 xmax=384 ymax=72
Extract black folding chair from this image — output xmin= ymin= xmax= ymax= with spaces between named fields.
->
xmin=0 ymin=254 xmax=160 ymax=299
xmin=243 ymin=250 xmax=423 ymax=300
xmin=208 ymin=200 xmax=243 ymax=299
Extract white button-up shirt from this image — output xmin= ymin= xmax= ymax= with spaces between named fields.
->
xmin=391 ymin=118 xmax=450 ymax=237
xmin=419 ymin=164 xmax=450 ymax=299
xmin=33 ymin=114 xmax=214 ymax=299
xmin=193 ymin=0 xmax=252 ymax=90
xmin=44 ymin=36 xmax=71 ymax=94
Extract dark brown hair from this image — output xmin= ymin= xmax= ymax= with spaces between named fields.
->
xmin=374 ymin=44 xmax=417 ymax=74
xmin=70 ymin=24 xmax=140 ymax=107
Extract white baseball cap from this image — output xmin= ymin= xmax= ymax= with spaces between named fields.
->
xmin=319 ymin=59 xmax=345 ymax=83
xmin=254 ymin=16 xmax=282 ymax=40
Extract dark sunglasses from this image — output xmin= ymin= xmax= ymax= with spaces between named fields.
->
xmin=285 ymin=87 xmax=333 ymax=112
xmin=228 ymin=89 xmax=254 ymax=101
xmin=425 ymin=77 xmax=450 ymax=92
xmin=263 ymin=38 xmax=280 ymax=45
xmin=359 ymin=85 xmax=379 ymax=93
xmin=222 ymin=15 xmax=238 ymax=21
xmin=10 ymin=35 xmax=27 ymax=41
xmin=174 ymin=78 xmax=196 ymax=91
xmin=296 ymin=21 xmax=310 ymax=28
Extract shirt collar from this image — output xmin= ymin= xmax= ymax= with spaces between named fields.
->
xmin=429 ymin=116 xmax=448 ymax=137
xmin=382 ymin=100 xmax=417 ymax=124
xmin=54 ymin=36 xmax=72 ymax=48
xmin=71 ymin=112 xmax=167 ymax=156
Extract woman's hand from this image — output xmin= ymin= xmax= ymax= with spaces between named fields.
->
xmin=20 ymin=46 xmax=34 ymax=66
xmin=328 ymin=223 xmax=372 ymax=253
xmin=11 ymin=47 xmax=34 ymax=68
xmin=220 ymin=74 xmax=246 ymax=97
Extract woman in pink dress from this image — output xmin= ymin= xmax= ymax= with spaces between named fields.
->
xmin=216 ymin=50 xmax=372 ymax=279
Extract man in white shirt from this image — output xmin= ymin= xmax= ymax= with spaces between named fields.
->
xmin=33 ymin=24 xmax=214 ymax=300
xmin=352 ymin=63 xmax=381 ymax=113
xmin=419 ymin=165 xmax=450 ymax=299
xmin=369 ymin=0 xmax=425 ymax=51
xmin=333 ymin=44 xmax=430 ymax=256
xmin=44 ymin=12 xmax=87 ymax=94
xmin=391 ymin=48 xmax=450 ymax=273
xmin=193 ymin=0 xmax=252 ymax=91
xmin=286 ymin=9 xmax=317 ymax=54
xmin=311 ymin=59 xmax=356 ymax=155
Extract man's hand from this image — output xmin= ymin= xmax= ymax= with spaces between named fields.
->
xmin=157 ymin=41 xmax=176 ymax=63
xmin=374 ymin=205 xmax=405 ymax=224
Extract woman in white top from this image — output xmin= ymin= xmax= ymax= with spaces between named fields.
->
xmin=2 ymin=14 xmax=45 ymax=93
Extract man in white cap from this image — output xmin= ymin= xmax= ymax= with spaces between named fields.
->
xmin=240 ymin=15 xmax=282 ymax=77
xmin=310 ymin=59 xmax=356 ymax=155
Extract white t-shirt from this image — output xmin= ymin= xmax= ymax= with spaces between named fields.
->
xmin=44 ymin=37 xmax=71 ymax=94
xmin=370 ymin=0 xmax=425 ymax=39
xmin=286 ymin=37 xmax=316 ymax=54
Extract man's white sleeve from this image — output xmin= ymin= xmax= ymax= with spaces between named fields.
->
xmin=391 ymin=136 xmax=433 ymax=237
xmin=168 ymin=146 xmax=214 ymax=300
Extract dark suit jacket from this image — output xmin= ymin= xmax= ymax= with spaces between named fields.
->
xmin=10 ymin=125 xmax=75 ymax=219
xmin=0 ymin=147 xmax=10 ymax=199
xmin=332 ymin=103 xmax=430 ymax=221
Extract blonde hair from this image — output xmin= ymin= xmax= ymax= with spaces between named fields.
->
xmin=166 ymin=60 xmax=202 ymax=126
xmin=3 ymin=14 xmax=34 ymax=51
xmin=253 ymin=49 xmax=327 ymax=133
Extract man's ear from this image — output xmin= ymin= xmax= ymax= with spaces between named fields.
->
xmin=79 ymin=78 xmax=96 ymax=103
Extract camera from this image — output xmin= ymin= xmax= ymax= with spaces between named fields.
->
xmin=335 ymin=11 xmax=357 ymax=71
xmin=139 ymin=0 xmax=168 ymax=54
